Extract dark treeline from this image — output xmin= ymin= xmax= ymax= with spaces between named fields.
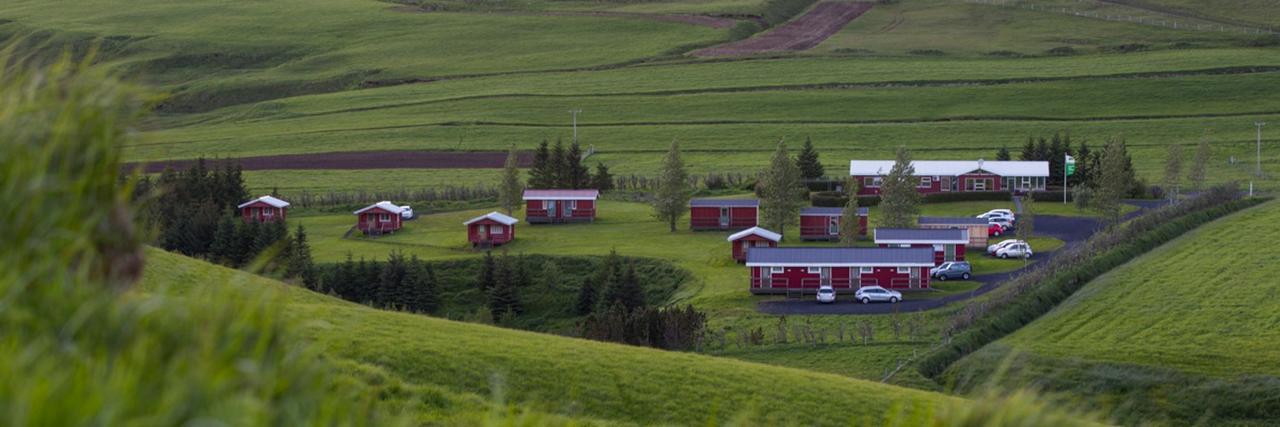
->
xmin=528 ymin=139 xmax=613 ymax=191
xmin=287 ymin=185 xmax=498 ymax=208
xmin=581 ymin=304 xmax=707 ymax=351
xmin=133 ymin=159 xmax=315 ymax=283
xmin=312 ymin=251 xmax=441 ymax=314
xmin=1008 ymin=131 xmax=1143 ymax=196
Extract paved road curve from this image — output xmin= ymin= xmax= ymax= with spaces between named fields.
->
xmin=756 ymin=200 xmax=1165 ymax=315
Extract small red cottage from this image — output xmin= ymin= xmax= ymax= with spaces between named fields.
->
xmin=799 ymin=207 xmax=868 ymax=241
xmin=464 ymin=211 xmax=518 ymax=247
xmin=727 ymin=226 xmax=781 ymax=263
xmin=238 ymin=195 xmax=289 ymax=223
xmin=690 ymin=199 xmax=759 ymax=231
xmin=523 ymin=189 xmax=598 ymax=224
xmin=746 ymin=247 xmax=935 ymax=294
xmin=354 ymin=201 xmax=406 ymax=235
xmin=850 ymin=160 xmax=1049 ymax=195
xmin=873 ymin=228 xmax=969 ymax=265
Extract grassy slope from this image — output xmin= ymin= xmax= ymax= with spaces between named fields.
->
xmin=139 ymin=247 xmax=963 ymax=425
xmin=955 ymin=200 xmax=1280 ymax=378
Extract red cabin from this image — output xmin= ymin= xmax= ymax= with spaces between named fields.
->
xmin=523 ymin=189 xmax=598 ymax=224
xmin=799 ymin=207 xmax=868 ymax=241
xmin=238 ymin=195 xmax=289 ymax=223
xmin=690 ymin=199 xmax=759 ymax=231
xmin=917 ymin=216 xmax=991 ymax=248
xmin=464 ymin=211 xmax=518 ymax=247
xmin=746 ymin=247 xmax=934 ymax=294
xmin=727 ymin=226 xmax=781 ymax=263
xmin=873 ymin=228 xmax=969 ymax=265
xmin=850 ymin=160 xmax=1048 ymax=195
xmin=354 ymin=201 xmax=405 ymax=235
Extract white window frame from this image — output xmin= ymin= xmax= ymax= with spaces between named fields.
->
xmin=770 ymin=266 xmax=784 ymax=274
xmin=897 ymin=267 xmax=910 ymax=274
xmin=379 ymin=213 xmax=391 ymax=222
xmin=918 ymin=176 xmax=932 ymax=188
xmin=864 ymin=176 xmax=883 ymax=188
xmin=490 ymin=225 xmax=504 ymax=235
xmin=859 ymin=267 xmax=873 ymax=274
xmin=567 ymin=200 xmax=578 ymax=211
xmin=262 ymin=208 xmax=274 ymax=218
xmin=807 ymin=267 xmax=820 ymax=274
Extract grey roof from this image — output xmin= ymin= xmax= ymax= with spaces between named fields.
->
xmin=690 ymin=199 xmax=759 ymax=207
xmin=918 ymin=216 xmax=989 ymax=226
xmin=801 ymin=207 xmax=867 ymax=216
xmin=746 ymin=247 xmax=935 ymax=266
xmin=874 ymin=228 xmax=968 ymax=243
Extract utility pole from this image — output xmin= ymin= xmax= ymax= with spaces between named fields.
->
xmin=1255 ymin=121 xmax=1266 ymax=177
xmin=570 ymin=109 xmax=582 ymax=144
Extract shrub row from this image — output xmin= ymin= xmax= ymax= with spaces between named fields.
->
xmin=810 ymin=191 xmax=1012 ymax=207
xmin=917 ymin=185 xmax=1266 ymax=378
xmin=810 ymin=192 xmax=880 ymax=208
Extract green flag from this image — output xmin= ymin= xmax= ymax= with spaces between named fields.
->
xmin=1065 ymin=154 xmax=1077 ymax=176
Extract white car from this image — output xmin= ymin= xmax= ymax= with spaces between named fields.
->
xmin=976 ymin=209 xmax=1016 ymax=222
xmin=987 ymin=239 xmax=1026 ymax=255
xmin=994 ymin=242 xmax=1033 ymax=259
xmin=854 ymin=286 xmax=901 ymax=304
xmin=816 ymin=286 xmax=836 ymax=304
xmin=400 ymin=205 xmax=414 ymax=220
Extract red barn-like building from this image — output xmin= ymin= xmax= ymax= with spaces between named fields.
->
xmin=523 ymin=189 xmax=598 ymax=224
xmin=238 ymin=195 xmax=289 ymax=223
xmin=746 ymin=247 xmax=935 ymax=294
xmin=690 ymin=199 xmax=758 ymax=231
xmin=727 ymin=226 xmax=781 ymax=263
xmin=850 ymin=160 xmax=1048 ymax=195
xmin=799 ymin=207 xmax=868 ymax=241
xmin=873 ymin=228 xmax=968 ymax=265
xmin=464 ymin=211 xmax=518 ymax=247
xmin=354 ymin=201 xmax=405 ymax=235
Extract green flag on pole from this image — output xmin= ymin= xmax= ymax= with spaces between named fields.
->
xmin=1065 ymin=154 xmax=1077 ymax=176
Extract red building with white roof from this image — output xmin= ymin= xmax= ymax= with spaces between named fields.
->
xmin=727 ymin=226 xmax=781 ymax=263
xmin=354 ymin=201 xmax=405 ymax=235
xmin=523 ymin=189 xmax=598 ymax=224
xmin=690 ymin=199 xmax=759 ymax=231
xmin=799 ymin=207 xmax=868 ymax=241
xmin=850 ymin=159 xmax=1048 ymax=195
xmin=873 ymin=228 xmax=969 ymax=265
xmin=746 ymin=247 xmax=935 ymax=294
xmin=464 ymin=211 xmax=518 ymax=247
xmin=238 ymin=195 xmax=289 ymax=223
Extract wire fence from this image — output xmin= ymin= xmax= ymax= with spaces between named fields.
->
xmin=957 ymin=0 xmax=1279 ymax=36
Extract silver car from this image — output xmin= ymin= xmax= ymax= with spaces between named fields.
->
xmin=854 ymin=286 xmax=902 ymax=304
xmin=816 ymin=286 xmax=836 ymax=304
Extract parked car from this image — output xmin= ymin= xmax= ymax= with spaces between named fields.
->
xmin=931 ymin=261 xmax=972 ymax=281
xmin=987 ymin=239 xmax=1026 ymax=255
xmin=855 ymin=286 xmax=902 ymax=304
xmin=976 ymin=209 xmax=1016 ymax=222
xmin=400 ymin=205 xmax=414 ymax=220
xmin=988 ymin=223 xmax=1007 ymax=237
xmin=994 ymin=241 xmax=1033 ymax=259
xmin=816 ymin=286 xmax=836 ymax=304
xmin=988 ymin=217 xmax=1015 ymax=232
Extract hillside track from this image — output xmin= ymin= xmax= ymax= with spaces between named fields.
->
xmin=125 ymin=150 xmax=532 ymax=173
xmin=693 ymin=1 xmax=874 ymax=56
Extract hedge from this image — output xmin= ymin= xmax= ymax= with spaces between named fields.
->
xmin=916 ymin=186 xmax=1266 ymax=379
xmin=810 ymin=192 xmax=879 ymax=207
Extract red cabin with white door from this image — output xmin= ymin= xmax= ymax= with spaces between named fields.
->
xmin=727 ymin=226 xmax=781 ymax=263
xmin=238 ymin=195 xmax=289 ymax=223
xmin=690 ymin=199 xmax=759 ymax=231
xmin=873 ymin=228 xmax=969 ymax=265
xmin=354 ymin=201 xmax=405 ymax=235
xmin=465 ymin=211 xmax=518 ymax=247
xmin=799 ymin=207 xmax=868 ymax=240
xmin=746 ymin=247 xmax=935 ymax=294
xmin=523 ymin=189 xmax=598 ymax=224
xmin=850 ymin=159 xmax=1048 ymax=195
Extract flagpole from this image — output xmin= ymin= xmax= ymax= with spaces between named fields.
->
xmin=1063 ymin=154 xmax=1068 ymax=204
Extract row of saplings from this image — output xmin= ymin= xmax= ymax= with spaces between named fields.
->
xmin=305 ymin=250 xmax=706 ymax=351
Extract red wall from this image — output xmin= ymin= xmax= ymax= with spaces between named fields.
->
xmin=958 ymin=173 xmax=1002 ymax=192
xmin=240 ymin=202 xmax=286 ymax=223
xmin=691 ymin=206 xmax=757 ymax=230
xmin=357 ymin=208 xmax=402 ymax=233
xmin=468 ymin=219 xmax=514 ymax=246
xmin=855 ymin=173 xmax=1012 ymax=195
xmin=526 ymin=199 xmax=596 ymax=222
xmin=730 ymin=235 xmax=776 ymax=262
xmin=750 ymin=265 xmax=929 ymax=291
xmin=799 ymin=214 xmax=839 ymax=239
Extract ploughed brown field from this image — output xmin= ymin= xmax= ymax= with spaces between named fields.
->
xmin=693 ymin=1 xmax=873 ymax=56
xmin=126 ymin=150 xmax=534 ymax=173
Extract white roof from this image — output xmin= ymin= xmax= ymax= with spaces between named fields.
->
xmin=850 ymin=160 xmax=1048 ymax=177
xmin=464 ymin=211 xmax=518 ymax=226
xmin=522 ymin=189 xmax=599 ymax=201
xmin=727 ymin=226 xmax=782 ymax=243
xmin=354 ymin=201 xmax=405 ymax=215
xmin=238 ymin=195 xmax=290 ymax=209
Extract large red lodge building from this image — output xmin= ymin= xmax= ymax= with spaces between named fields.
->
xmin=523 ymin=189 xmax=598 ymax=224
xmin=850 ymin=160 xmax=1049 ymax=195
xmin=746 ymin=247 xmax=935 ymax=294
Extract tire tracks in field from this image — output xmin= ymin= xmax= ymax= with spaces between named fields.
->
xmin=235 ymin=66 xmax=1280 ymax=124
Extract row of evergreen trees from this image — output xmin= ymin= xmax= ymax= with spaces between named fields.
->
xmin=997 ymin=131 xmax=1142 ymax=195
xmin=580 ymin=304 xmax=707 ymax=351
xmin=576 ymin=250 xmax=648 ymax=316
xmin=312 ymin=252 xmax=441 ymax=314
xmin=527 ymin=139 xmax=614 ymax=191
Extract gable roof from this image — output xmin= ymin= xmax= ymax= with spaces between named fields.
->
xmin=745 ymin=247 xmax=935 ymax=267
xmin=850 ymin=160 xmax=1048 ymax=177
xmin=464 ymin=211 xmax=519 ymax=226
xmin=354 ymin=201 xmax=405 ymax=215
xmin=873 ymin=228 xmax=968 ymax=244
xmin=800 ymin=207 xmax=868 ymax=216
xmin=727 ymin=226 xmax=782 ymax=242
xmin=523 ymin=189 xmax=599 ymax=201
xmin=238 ymin=195 xmax=290 ymax=209
xmin=917 ymin=216 xmax=990 ymax=226
xmin=690 ymin=199 xmax=759 ymax=208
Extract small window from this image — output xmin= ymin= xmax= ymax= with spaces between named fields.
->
xmin=899 ymin=244 xmax=911 ymax=248
xmin=918 ymin=176 xmax=932 ymax=188
xmin=379 ymin=213 xmax=391 ymax=222
xmin=859 ymin=267 xmax=873 ymax=274
xmin=864 ymin=177 xmax=883 ymax=188
xmin=807 ymin=267 xmax=820 ymax=274
xmin=897 ymin=267 xmax=910 ymax=274
xmin=567 ymin=200 xmax=578 ymax=211
xmin=263 ymin=209 xmax=274 ymax=217
xmin=770 ymin=266 xmax=784 ymax=274
xmin=491 ymin=226 xmax=504 ymax=235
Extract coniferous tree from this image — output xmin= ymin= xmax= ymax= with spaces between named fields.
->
xmin=1019 ymin=137 xmax=1036 ymax=161
xmin=232 ymin=220 xmax=259 ymax=267
xmin=879 ymin=146 xmax=922 ymax=229
xmin=286 ymin=224 xmax=316 ymax=285
xmin=576 ymin=278 xmax=599 ymax=316
xmin=1075 ymin=142 xmax=1094 ymax=188
xmin=759 ymin=141 xmax=804 ymax=234
xmin=567 ymin=141 xmax=591 ymax=189
xmin=406 ymin=258 xmax=439 ymax=313
xmin=208 ymin=215 xmax=236 ymax=264
xmin=651 ymin=140 xmax=691 ymax=232
xmin=1188 ymin=133 xmax=1211 ymax=191
xmin=591 ymin=162 xmax=614 ymax=192
xmin=539 ymin=260 xmax=563 ymax=290
xmin=1096 ymin=138 xmax=1130 ymax=227
xmin=995 ymin=146 xmax=1011 ymax=161
xmin=839 ymin=177 xmax=862 ymax=246
xmin=550 ymin=139 xmax=568 ymax=188
xmin=498 ymin=145 xmax=523 ymax=214
xmin=602 ymin=261 xmax=646 ymax=312
xmin=378 ymin=252 xmax=409 ymax=309
xmin=488 ymin=255 xmax=522 ymax=318
xmin=528 ymin=139 xmax=552 ymax=189
xmin=795 ymin=136 xmax=825 ymax=181
xmin=1034 ymin=137 xmax=1050 ymax=162
xmin=478 ymin=251 xmax=496 ymax=292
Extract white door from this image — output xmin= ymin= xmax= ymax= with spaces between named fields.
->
xmin=828 ymin=217 xmax=839 ymax=235
xmin=547 ymin=200 xmax=557 ymax=217
xmin=720 ymin=207 xmax=730 ymax=228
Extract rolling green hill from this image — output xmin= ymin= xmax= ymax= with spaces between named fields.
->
xmin=946 ymin=200 xmax=1280 ymax=424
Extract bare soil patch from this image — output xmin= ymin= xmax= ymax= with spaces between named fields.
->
xmin=127 ymin=151 xmax=533 ymax=173
xmin=693 ymin=1 xmax=873 ymax=56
